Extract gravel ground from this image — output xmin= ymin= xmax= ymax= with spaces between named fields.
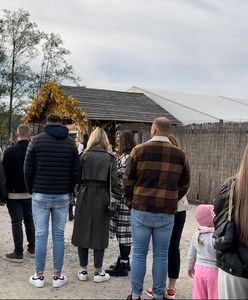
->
xmin=0 ymin=205 xmax=197 ymax=299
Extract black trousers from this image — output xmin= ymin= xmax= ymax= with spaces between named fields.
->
xmin=119 ymin=244 xmax=131 ymax=261
xmin=7 ymin=198 xmax=35 ymax=255
xmin=78 ymin=247 xmax=105 ymax=269
xmin=168 ymin=210 xmax=186 ymax=279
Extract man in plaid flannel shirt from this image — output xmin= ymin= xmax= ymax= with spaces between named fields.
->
xmin=124 ymin=117 xmax=190 ymax=300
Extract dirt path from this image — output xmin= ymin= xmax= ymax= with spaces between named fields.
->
xmin=0 ymin=205 xmax=197 ymax=299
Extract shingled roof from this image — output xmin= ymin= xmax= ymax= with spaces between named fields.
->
xmin=62 ymin=86 xmax=181 ymax=125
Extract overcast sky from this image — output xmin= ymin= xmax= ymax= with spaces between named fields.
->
xmin=1 ymin=0 xmax=248 ymax=97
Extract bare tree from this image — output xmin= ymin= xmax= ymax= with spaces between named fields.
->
xmin=0 ymin=9 xmax=42 ymax=141
xmin=37 ymin=33 xmax=80 ymax=89
xmin=0 ymin=9 xmax=81 ymax=142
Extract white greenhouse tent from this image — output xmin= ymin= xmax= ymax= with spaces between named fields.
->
xmin=128 ymin=86 xmax=248 ymax=125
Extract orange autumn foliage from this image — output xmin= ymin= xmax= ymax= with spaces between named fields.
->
xmin=22 ymin=81 xmax=87 ymax=130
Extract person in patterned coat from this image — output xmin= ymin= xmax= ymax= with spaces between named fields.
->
xmin=106 ymin=130 xmax=136 ymax=276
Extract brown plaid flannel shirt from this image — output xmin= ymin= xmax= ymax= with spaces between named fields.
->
xmin=123 ymin=140 xmax=190 ymax=214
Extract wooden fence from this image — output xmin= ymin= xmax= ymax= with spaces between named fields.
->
xmin=173 ymin=122 xmax=248 ymax=203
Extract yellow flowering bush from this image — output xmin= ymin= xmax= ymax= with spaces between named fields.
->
xmin=22 ymin=81 xmax=87 ymax=130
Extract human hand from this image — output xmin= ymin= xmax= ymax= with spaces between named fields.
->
xmin=188 ymin=268 xmax=195 ymax=278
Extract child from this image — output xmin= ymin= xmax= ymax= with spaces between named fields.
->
xmin=187 ymin=204 xmax=218 ymax=299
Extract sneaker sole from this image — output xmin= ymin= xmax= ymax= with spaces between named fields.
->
xmin=27 ymin=252 xmax=35 ymax=258
xmin=146 ymin=289 xmax=176 ymax=299
xmin=78 ymin=275 xmax=88 ymax=281
xmin=53 ymin=280 xmax=68 ymax=288
xmin=29 ymin=279 xmax=44 ymax=288
xmin=3 ymin=257 xmax=23 ymax=263
xmin=94 ymin=277 xmax=110 ymax=283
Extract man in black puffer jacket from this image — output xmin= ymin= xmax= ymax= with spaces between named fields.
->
xmin=24 ymin=114 xmax=80 ymax=289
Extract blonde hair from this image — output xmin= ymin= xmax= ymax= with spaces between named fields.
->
xmin=86 ymin=127 xmax=110 ymax=152
xmin=234 ymin=145 xmax=248 ymax=245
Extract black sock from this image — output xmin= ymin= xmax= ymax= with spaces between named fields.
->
xmin=119 ymin=244 xmax=131 ymax=261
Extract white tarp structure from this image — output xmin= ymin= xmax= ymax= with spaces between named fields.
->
xmin=128 ymin=86 xmax=248 ymax=125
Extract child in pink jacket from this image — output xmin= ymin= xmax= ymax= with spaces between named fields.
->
xmin=187 ymin=204 xmax=218 ymax=299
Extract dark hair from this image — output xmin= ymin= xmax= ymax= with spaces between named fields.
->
xmin=46 ymin=114 xmax=62 ymax=123
xmin=82 ymin=133 xmax=89 ymax=149
xmin=119 ymin=130 xmax=136 ymax=155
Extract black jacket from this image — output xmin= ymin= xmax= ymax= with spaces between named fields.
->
xmin=24 ymin=124 xmax=80 ymax=194
xmin=0 ymin=163 xmax=7 ymax=202
xmin=214 ymin=177 xmax=248 ymax=279
xmin=2 ymin=140 xmax=30 ymax=193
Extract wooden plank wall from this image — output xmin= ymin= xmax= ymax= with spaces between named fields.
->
xmin=173 ymin=122 xmax=248 ymax=203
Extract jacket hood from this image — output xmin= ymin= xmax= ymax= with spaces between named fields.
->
xmin=44 ymin=124 xmax=69 ymax=140
xmin=195 ymin=204 xmax=214 ymax=228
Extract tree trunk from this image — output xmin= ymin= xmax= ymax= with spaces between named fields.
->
xmin=8 ymin=41 xmax=15 ymax=144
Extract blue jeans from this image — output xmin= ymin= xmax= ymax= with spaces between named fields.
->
xmin=131 ymin=209 xmax=174 ymax=299
xmin=32 ymin=193 xmax=69 ymax=273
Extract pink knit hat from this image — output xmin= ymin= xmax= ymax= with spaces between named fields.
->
xmin=195 ymin=204 xmax=214 ymax=228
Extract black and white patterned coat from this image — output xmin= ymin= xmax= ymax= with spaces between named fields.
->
xmin=109 ymin=153 xmax=132 ymax=246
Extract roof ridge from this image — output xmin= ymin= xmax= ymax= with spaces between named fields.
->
xmin=62 ymin=85 xmax=145 ymax=95
xmin=217 ymin=95 xmax=248 ymax=107
xmin=131 ymin=86 xmax=220 ymax=122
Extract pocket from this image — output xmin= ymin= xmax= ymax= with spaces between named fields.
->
xmin=32 ymin=197 xmax=50 ymax=209
xmin=131 ymin=209 xmax=148 ymax=226
xmin=213 ymin=220 xmax=236 ymax=251
xmin=32 ymin=193 xmax=45 ymax=202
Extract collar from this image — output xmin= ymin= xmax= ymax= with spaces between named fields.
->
xmin=198 ymin=226 xmax=215 ymax=233
xmin=17 ymin=139 xmax=29 ymax=144
xmin=148 ymin=136 xmax=171 ymax=143
xmin=88 ymin=145 xmax=106 ymax=152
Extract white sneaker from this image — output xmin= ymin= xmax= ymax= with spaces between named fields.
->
xmin=53 ymin=274 xmax=68 ymax=288
xmin=29 ymin=274 xmax=45 ymax=288
xmin=94 ymin=271 xmax=110 ymax=283
xmin=78 ymin=269 xmax=88 ymax=281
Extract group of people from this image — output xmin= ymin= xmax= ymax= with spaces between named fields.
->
xmin=0 ymin=113 xmax=247 ymax=299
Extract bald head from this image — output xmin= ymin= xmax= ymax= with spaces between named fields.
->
xmin=151 ymin=117 xmax=171 ymax=137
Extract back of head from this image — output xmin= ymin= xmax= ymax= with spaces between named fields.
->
xmin=195 ymin=204 xmax=214 ymax=228
xmin=17 ymin=124 xmax=31 ymax=140
xmin=86 ymin=127 xmax=110 ymax=152
xmin=119 ymin=130 xmax=136 ymax=155
xmin=45 ymin=114 xmax=68 ymax=140
xmin=151 ymin=117 xmax=171 ymax=137
xmin=46 ymin=114 xmax=62 ymax=124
